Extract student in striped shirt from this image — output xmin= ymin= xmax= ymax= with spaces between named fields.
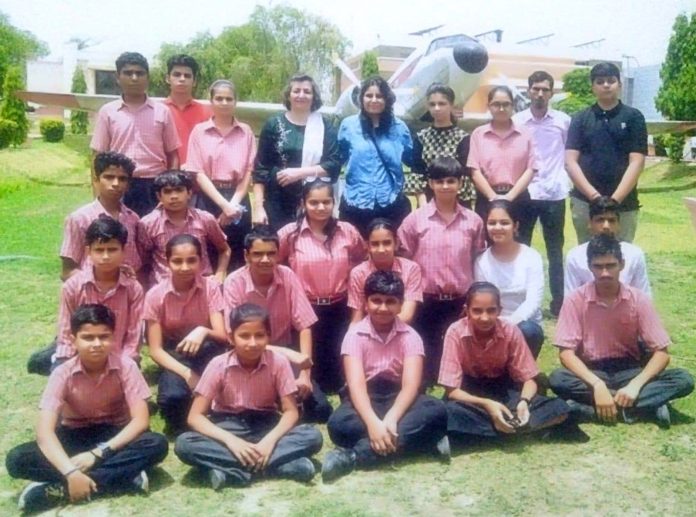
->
xmin=322 ymin=271 xmax=448 ymax=482
xmin=175 ymin=304 xmax=323 ymax=488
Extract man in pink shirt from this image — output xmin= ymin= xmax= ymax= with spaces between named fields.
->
xmin=27 ymin=217 xmax=143 ymax=376
xmin=223 ymin=225 xmax=332 ymax=423
xmin=91 ymin=52 xmax=180 ymax=217
xmin=7 ymin=304 xmax=167 ymax=513
xmin=163 ymin=54 xmax=211 ymax=165
xmin=550 ymin=234 xmax=694 ymax=428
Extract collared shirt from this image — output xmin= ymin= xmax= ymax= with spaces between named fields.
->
xmin=163 ymin=98 xmax=211 ymax=164
xmin=223 ymin=265 xmax=317 ymax=344
xmin=185 ymin=118 xmax=256 ymax=184
xmin=195 ymin=349 xmax=296 ymax=414
xmin=338 ymin=114 xmax=413 ymax=209
xmin=40 ymin=354 xmax=150 ymax=428
xmin=554 ymin=282 xmax=670 ymax=363
xmin=138 ymin=207 xmax=228 ymax=284
xmin=566 ymin=101 xmax=648 ymax=210
xmin=474 ymin=245 xmax=544 ymax=325
xmin=439 ymin=318 xmax=539 ymax=387
xmin=513 ymin=108 xmax=571 ymax=201
xmin=347 ymin=257 xmax=423 ymax=310
xmin=467 ymin=122 xmax=538 ymax=188
xmin=143 ymin=275 xmax=224 ymax=342
xmin=341 ymin=317 xmax=424 ymax=383
xmin=60 ymin=199 xmax=141 ymax=272
xmin=56 ymin=268 xmax=144 ymax=360
xmin=278 ymin=220 xmax=365 ymax=299
xmin=91 ymin=97 xmax=181 ymax=179
xmin=398 ymin=200 xmax=486 ymax=296
xmin=564 ymin=241 xmax=651 ymax=298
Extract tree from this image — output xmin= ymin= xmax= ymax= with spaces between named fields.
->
xmin=555 ymin=68 xmax=594 ymax=115
xmin=0 ymin=66 xmax=29 ymax=146
xmin=361 ymin=51 xmax=379 ymax=79
xmin=70 ymin=66 xmax=89 ymax=134
xmin=148 ymin=4 xmax=350 ymax=103
xmin=656 ymin=13 xmax=696 ymax=121
xmin=0 ymin=12 xmax=48 ymax=99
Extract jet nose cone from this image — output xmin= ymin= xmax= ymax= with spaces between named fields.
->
xmin=453 ymin=41 xmax=488 ymax=74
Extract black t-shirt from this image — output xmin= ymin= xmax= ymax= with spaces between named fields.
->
xmin=566 ymin=101 xmax=647 ymax=210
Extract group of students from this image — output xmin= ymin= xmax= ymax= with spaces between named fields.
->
xmin=6 ymin=52 xmax=695 ymax=513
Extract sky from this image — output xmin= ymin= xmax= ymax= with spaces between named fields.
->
xmin=3 ymin=0 xmax=695 ymax=66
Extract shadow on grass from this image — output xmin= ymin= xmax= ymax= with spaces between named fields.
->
xmin=669 ymin=407 xmax=695 ymax=426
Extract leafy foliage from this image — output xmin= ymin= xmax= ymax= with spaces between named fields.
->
xmin=361 ymin=51 xmax=380 ymax=79
xmin=656 ymin=13 xmax=696 ymax=121
xmin=555 ymin=68 xmax=594 ymax=115
xmin=39 ymin=118 xmax=65 ymax=142
xmin=148 ymin=4 xmax=350 ymax=103
xmin=0 ymin=12 xmax=48 ymax=99
xmin=0 ymin=66 xmax=29 ymax=146
xmin=0 ymin=118 xmax=18 ymax=149
xmin=69 ymin=66 xmax=88 ymax=135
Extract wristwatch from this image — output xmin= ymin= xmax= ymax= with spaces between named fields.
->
xmin=94 ymin=442 xmax=114 ymax=461
xmin=519 ymin=397 xmax=533 ymax=406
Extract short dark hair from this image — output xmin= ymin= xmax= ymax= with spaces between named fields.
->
xmin=366 ymin=218 xmax=397 ymax=240
xmin=229 ymin=303 xmax=271 ymax=334
xmin=590 ymin=62 xmax=621 ymax=83
xmin=464 ymin=281 xmax=501 ymax=309
xmin=359 ymin=75 xmax=396 ymax=131
xmin=153 ymin=170 xmax=193 ymax=193
xmin=428 ymin=156 xmax=463 ymax=180
xmin=364 ymin=270 xmax=404 ymax=300
xmin=167 ymin=54 xmax=200 ymax=78
xmin=244 ymin=224 xmax=279 ymax=251
xmin=589 ymin=196 xmax=621 ymax=220
xmin=426 ymin=83 xmax=455 ymax=103
xmin=486 ymin=198 xmax=519 ymax=224
xmin=93 ymin=151 xmax=135 ymax=178
xmin=71 ymin=303 xmax=115 ymax=334
xmin=487 ymin=85 xmax=514 ymax=104
xmin=587 ymin=234 xmax=623 ymax=264
xmin=527 ymin=70 xmax=554 ymax=90
xmin=85 ymin=216 xmax=128 ymax=246
xmin=165 ymin=233 xmax=202 ymax=260
xmin=115 ymin=52 xmax=149 ymax=74
xmin=283 ymin=74 xmax=323 ymax=111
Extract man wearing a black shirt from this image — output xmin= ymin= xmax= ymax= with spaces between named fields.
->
xmin=565 ymin=62 xmax=647 ymax=243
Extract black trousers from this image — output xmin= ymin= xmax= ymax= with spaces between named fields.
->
xmin=518 ymin=320 xmax=544 ymax=359
xmin=195 ymin=190 xmax=252 ymax=271
xmin=27 ymin=339 xmax=58 ymax=376
xmin=446 ymin=375 xmax=570 ymax=439
xmin=327 ymin=380 xmax=447 ymax=466
xmin=174 ymin=411 xmax=323 ymax=484
xmin=339 ymin=194 xmax=412 ymax=238
xmin=6 ymin=424 xmax=168 ymax=489
xmin=311 ymin=300 xmax=350 ymax=393
xmin=157 ymin=339 xmax=228 ymax=430
xmin=286 ymin=360 xmax=333 ymax=424
xmin=550 ymin=358 xmax=695 ymax=409
xmin=516 ymin=198 xmax=565 ymax=308
xmin=124 ymin=177 xmax=158 ymax=218
xmin=413 ymin=297 xmax=466 ymax=385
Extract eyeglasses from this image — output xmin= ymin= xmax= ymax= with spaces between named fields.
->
xmin=303 ymin=176 xmax=332 ymax=185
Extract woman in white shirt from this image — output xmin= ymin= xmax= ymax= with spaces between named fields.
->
xmin=474 ymin=199 xmax=544 ymax=358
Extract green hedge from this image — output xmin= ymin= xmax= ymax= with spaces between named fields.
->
xmin=0 ymin=118 xmax=19 ymax=149
xmin=39 ymin=118 xmax=66 ymax=143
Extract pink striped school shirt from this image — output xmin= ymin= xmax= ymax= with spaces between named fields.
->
xmin=142 ymin=275 xmax=224 ymax=342
xmin=278 ymin=220 xmax=365 ymax=299
xmin=223 ymin=265 xmax=317 ymax=344
xmin=60 ymin=199 xmax=141 ymax=272
xmin=138 ymin=207 xmax=228 ymax=284
xmin=397 ymin=201 xmax=486 ymax=296
xmin=163 ymin=98 xmax=211 ymax=164
xmin=341 ymin=317 xmax=424 ymax=383
xmin=185 ymin=119 xmax=257 ymax=184
xmin=467 ymin=123 xmax=538 ymax=187
xmin=554 ymin=282 xmax=670 ymax=363
xmin=439 ymin=318 xmax=539 ymax=387
xmin=56 ymin=268 xmax=144 ymax=360
xmin=40 ymin=354 xmax=150 ymax=428
xmin=347 ymin=257 xmax=423 ymax=310
xmin=91 ymin=97 xmax=181 ymax=179
xmin=195 ymin=349 xmax=297 ymax=414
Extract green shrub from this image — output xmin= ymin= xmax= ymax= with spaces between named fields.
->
xmin=0 ymin=118 xmax=19 ymax=149
xmin=39 ymin=118 xmax=66 ymax=143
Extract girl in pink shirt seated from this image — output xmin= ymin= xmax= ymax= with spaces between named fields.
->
xmin=348 ymin=218 xmax=422 ymax=325
xmin=174 ymin=304 xmax=323 ymax=488
xmin=143 ymin=234 xmax=228 ymax=432
xmin=278 ymin=178 xmax=365 ymax=393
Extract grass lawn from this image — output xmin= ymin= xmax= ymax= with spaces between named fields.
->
xmin=1 ymin=140 xmax=695 ymax=516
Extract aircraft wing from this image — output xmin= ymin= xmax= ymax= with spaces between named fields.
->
xmin=646 ymin=120 xmax=696 ymax=134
